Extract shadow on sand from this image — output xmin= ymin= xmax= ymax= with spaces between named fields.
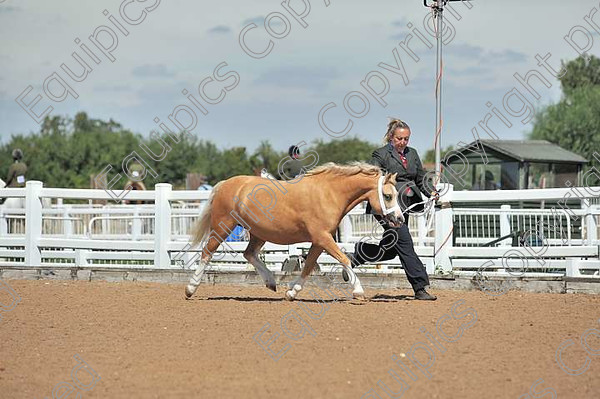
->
xmin=369 ymin=293 xmax=414 ymax=302
xmin=188 ymin=294 xmax=414 ymax=303
xmin=191 ymin=296 xmax=340 ymax=303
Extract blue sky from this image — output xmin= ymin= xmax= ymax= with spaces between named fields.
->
xmin=1 ymin=0 xmax=599 ymax=156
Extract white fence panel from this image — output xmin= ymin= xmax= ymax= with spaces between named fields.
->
xmin=1 ymin=181 xmax=599 ymax=278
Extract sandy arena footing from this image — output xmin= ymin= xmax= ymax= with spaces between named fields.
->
xmin=0 ymin=269 xmax=599 ymax=398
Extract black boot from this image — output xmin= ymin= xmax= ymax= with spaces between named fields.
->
xmin=414 ymin=288 xmax=437 ymax=301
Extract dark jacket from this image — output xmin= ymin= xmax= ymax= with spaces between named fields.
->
xmin=281 ymin=158 xmax=303 ymax=180
xmin=368 ymin=144 xmax=431 ymax=214
xmin=6 ymin=161 xmax=27 ymax=188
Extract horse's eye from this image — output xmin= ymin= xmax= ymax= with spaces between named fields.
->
xmin=384 ymin=194 xmax=393 ymax=201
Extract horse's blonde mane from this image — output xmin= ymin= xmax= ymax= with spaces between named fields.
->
xmin=305 ymin=162 xmax=382 ymax=177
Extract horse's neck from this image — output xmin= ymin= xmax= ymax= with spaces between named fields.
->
xmin=327 ymin=173 xmax=375 ymax=215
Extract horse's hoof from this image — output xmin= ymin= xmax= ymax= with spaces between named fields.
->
xmin=185 ymin=285 xmax=195 ymax=299
xmin=353 ymin=293 xmax=367 ymax=301
xmin=266 ymin=282 xmax=277 ymax=292
xmin=285 ymin=290 xmax=295 ymax=301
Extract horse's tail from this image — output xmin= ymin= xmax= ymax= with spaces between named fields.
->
xmin=191 ymin=181 xmax=224 ymax=247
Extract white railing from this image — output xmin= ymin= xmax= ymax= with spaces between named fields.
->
xmin=0 ymin=181 xmax=599 ymax=278
xmin=453 ymin=206 xmax=573 ymax=247
xmin=447 ymin=187 xmax=600 ymax=277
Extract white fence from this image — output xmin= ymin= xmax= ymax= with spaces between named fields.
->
xmin=1 ymin=181 xmax=599 ymax=278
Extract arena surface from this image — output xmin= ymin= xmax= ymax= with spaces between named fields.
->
xmin=1 ymin=280 xmax=599 ymax=398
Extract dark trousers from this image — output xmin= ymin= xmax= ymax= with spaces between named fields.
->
xmin=354 ymin=216 xmax=430 ymax=292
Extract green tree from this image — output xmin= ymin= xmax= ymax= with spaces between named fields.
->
xmin=423 ymin=145 xmax=454 ymax=164
xmin=1 ymin=114 xmax=143 ymax=188
xmin=216 ymin=147 xmax=252 ymax=179
xmin=309 ymin=137 xmax=378 ymax=165
xmin=530 ymin=55 xmax=600 ymax=180
xmin=40 ymin=115 xmax=68 ymax=135
xmin=559 ymin=55 xmax=600 ymax=97
xmin=249 ymin=141 xmax=283 ymax=173
xmin=530 ymin=87 xmax=600 ymax=172
xmin=0 ymin=114 xmax=384 ymax=189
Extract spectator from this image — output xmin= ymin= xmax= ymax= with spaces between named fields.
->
xmin=5 ymin=149 xmax=27 ymax=188
xmin=472 ymin=170 xmax=498 ymax=190
xmin=281 ymin=145 xmax=303 ymax=180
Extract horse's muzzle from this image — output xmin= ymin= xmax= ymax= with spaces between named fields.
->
xmin=384 ymin=212 xmax=405 ymax=228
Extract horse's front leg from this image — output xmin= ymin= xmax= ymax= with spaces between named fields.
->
xmin=320 ymin=237 xmax=365 ymax=300
xmin=285 ymin=245 xmax=323 ymax=301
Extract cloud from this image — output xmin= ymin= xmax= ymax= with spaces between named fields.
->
xmin=242 ymin=15 xmax=264 ymax=25
xmin=390 ymin=31 xmax=412 ymax=40
xmin=389 ymin=17 xmax=411 ymax=40
xmin=93 ymin=84 xmax=132 ymax=92
xmin=0 ymin=6 xmax=20 ymax=14
xmin=448 ymin=42 xmax=527 ymax=64
xmin=391 ymin=18 xmax=409 ymax=27
xmin=447 ymin=66 xmax=487 ymax=77
xmin=488 ymin=49 xmax=527 ymax=63
xmin=208 ymin=25 xmax=231 ymax=34
xmin=253 ymin=66 xmax=337 ymax=92
xmin=132 ymin=64 xmax=175 ymax=78
xmin=241 ymin=15 xmax=283 ymax=27
xmin=449 ymin=43 xmax=485 ymax=59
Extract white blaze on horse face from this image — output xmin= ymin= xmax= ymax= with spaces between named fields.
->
xmin=390 ymin=186 xmax=404 ymax=221
xmin=377 ymin=176 xmax=401 ymax=216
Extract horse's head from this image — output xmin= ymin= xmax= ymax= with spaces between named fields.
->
xmin=368 ymin=172 xmax=405 ymax=227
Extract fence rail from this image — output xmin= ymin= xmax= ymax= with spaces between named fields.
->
xmin=1 ymin=181 xmax=599 ymax=278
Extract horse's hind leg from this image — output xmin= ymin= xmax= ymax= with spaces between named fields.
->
xmin=185 ymin=219 xmax=236 ymax=299
xmin=244 ymin=234 xmax=276 ymax=292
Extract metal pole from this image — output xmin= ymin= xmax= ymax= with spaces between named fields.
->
xmin=434 ymin=0 xmax=443 ymax=177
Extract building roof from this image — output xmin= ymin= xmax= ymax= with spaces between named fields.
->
xmin=463 ymin=140 xmax=588 ymax=163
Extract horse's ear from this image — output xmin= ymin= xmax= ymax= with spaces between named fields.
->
xmin=389 ymin=173 xmax=397 ymax=184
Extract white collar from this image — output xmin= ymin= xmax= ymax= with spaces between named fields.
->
xmin=378 ymin=175 xmax=401 ymax=215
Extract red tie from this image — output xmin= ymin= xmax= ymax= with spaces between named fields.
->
xmin=397 ymin=151 xmax=412 ymax=195
xmin=399 ymin=153 xmax=408 ymax=169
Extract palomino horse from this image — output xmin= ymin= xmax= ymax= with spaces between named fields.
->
xmin=184 ymin=162 xmax=404 ymax=301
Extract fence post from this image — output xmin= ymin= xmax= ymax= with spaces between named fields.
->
xmin=417 ymin=215 xmax=427 ymax=247
xmin=63 ymin=205 xmax=72 ymax=238
xmin=339 ymin=215 xmax=353 ymax=243
xmin=75 ymin=249 xmax=89 ymax=267
xmin=500 ymin=204 xmax=511 ymax=246
xmin=132 ymin=207 xmax=141 ymax=241
xmin=154 ymin=184 xmax=172 ymax=268
xmin=434 ymin=183 xmax=453 ymax=274
xmin=25 ymin=181 xmax=43 ymax=267
xmin=101 ymin=205 xmax=109 ymax=236
xmin=583 ymin=199 xmax=597 ymax=245
xmin=0 ymin=207 xmax=7 ymax=236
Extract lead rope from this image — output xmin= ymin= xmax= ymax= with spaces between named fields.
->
xmin=402 ymin=196 xmax=436 ymax=231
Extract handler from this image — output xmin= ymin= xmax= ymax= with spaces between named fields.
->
xmin=344 ymin=119 xmax=438 ymax=301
